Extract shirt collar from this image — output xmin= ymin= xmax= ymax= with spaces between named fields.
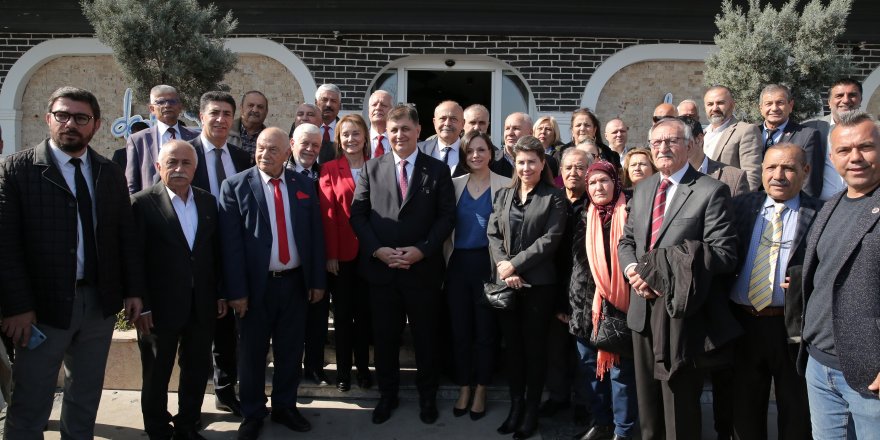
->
xmin=258 ymin=168 xmax=286 ymax=186
xmin=763 ymin=193 xmax=800 ymax=213
xmin=165 ymin=185 xmax=194 ymax=205
xmin=48 ymin=140 xmax=90 ymax=168
xmin=707 ymin=117 xmax=734 ymax=134
xmin=699 ymin=156 xmax=709 ymax=174
xmin=200 ymin=134 xmax=228 ymax=152
xmin=370 ymin=127 xmax=387 ymax=139
xmin=156 ymin=120 xmax=178 ymax=135
xmin=764 ymin=119 xmax=789 ymax=134
xmin=663 ymin=162 xmax=691 ymax=185
xmin=392 ymin=148 xmax=419 ymax=166
xmin=291 ymin=158 xmax=315 ymax=174
xmin=438 ymin=138 xmax=461 ymax=150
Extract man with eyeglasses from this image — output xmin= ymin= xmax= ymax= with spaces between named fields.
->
xmin=125 ymin=85 xmax=199 ymax=194
xmin=618 ymin=117 xmax=739 ymax=440
xmin=0 ymin=86 xmax=145 ymax=438
xmin=703 ymin=85 xmax=763 ymax=192
xmin=722 ymin=143 xmax=820 ymax=440
xmin=757 ymin=84 xmax=823 ymax=198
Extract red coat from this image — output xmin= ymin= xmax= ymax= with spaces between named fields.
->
xmin=318 ymin=157 xmax=360 ymax=262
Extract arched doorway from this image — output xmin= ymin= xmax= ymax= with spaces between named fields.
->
xmin=367 ymin=56 xmax=533 ymax=146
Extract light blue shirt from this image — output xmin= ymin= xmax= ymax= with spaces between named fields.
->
xmin=49 ymin=141 xmax=95 ymax=281
xmin=763 ymin=119 xmax=789 ymax=146
xmin=731 ymin=195 xmax=800 ymax=307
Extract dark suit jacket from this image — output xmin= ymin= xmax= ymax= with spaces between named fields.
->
xmin=130 ymin=183 xmax=221 ymax=331
xmin=705 ymin=158 xmax=749 ymax=198
xmin=218 ymin=167 xmax=326 ymax=302
xmin=710 ymin=119 xmax=763 ymax=191
xmin=111 ymin=147 xmax=127 ymax=171
xmin=799 ymin=189 xmax=880 ymax=395
xmin=486 ymin=181 xmax=568 ymax=286
xmin=0 ymin=141 xmax=145 ymax=329
xmin=190 ymin=137 xmax=252 ymax=193
xmin=318 ymin=157 xmax=359 ymax=262
xmin=125 ymin=123 xmax=199 ymax=194
xmin=350 ymin=151 xmax=456 ymax=288
xmin=618 ymin=166 xmax=738 ymax=342
xmin=765 ymin=121 xmax=824 ymax=199
xmin=728 ymin=191 xmax=822 ymax=342
xmin=489 ymin=150 xmax=514 ymax=178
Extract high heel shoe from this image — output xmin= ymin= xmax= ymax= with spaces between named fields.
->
xmin=497 ymin=397 xmax=524 ymax=434
xmin=469 ymin=385 xmax=487 ymax=421
xmin=513 ymin=402 xmax=539 ymax=439
xmin=453 ymin=386 xmax=470 ymax=417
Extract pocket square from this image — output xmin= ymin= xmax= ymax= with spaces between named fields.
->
xmin=296 ymin=190 xmax=310 ymax=200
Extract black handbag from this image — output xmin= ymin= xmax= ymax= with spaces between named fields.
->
xmin=482 ymin=281 xmax=517 ymax=310
xmin=590 ymin=299 xmax=633 ymax=356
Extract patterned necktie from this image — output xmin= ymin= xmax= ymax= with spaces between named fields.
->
xmin=168 ymin=127 xmax=177 ymax=140
xmin=270 ymin=178 xmax=290 ymax=265
xmin=748 ymin=204 xmax=786 ymax=311
xmin=398 ymin=159 xmax=409 ymax=203
xmin=442 ymin=147 xmax=451 ymax=164
xmin=69 ymin=158 xmax=98 ymax=284
xmin=374 ymin=135 xmax=385 ymax=158
xmin=764 ymin=128 xmax=778 ymax=150
xmin=649 ymin=178 xmax=672 ymax=249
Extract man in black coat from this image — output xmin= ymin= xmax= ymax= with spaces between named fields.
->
xmin=0 ymin=87 xmax=144 ymax=438
xmin=131 ymin=140 xmax=227 ymax=440
xmin=350 ymin=104 xmax=456 ymax=426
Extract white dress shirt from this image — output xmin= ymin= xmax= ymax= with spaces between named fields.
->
xmin=699 ymin=156 xmax=710 ymax=174
xmin=658 ymin=162 xmax=691 ymax=215
xmin=166 ymin=186 xmax=198 ymax=250
xmin=49 ymin=141 xmax=96 ymax=280
xmin=392 ymin=148 xmax=418 ymax=191
xmin=432 ymin=138 xmax=461 ymax=170
xmin=703 ymin=117 xmax=734 ymax=159
xmin=370 ymin=127 xmax=389 ymax=158
xmin=200 ymin=134 xmax=237 ymax=199
xmin=257 ymin=169 xmax=300 ymax=270
xmin=321 ymin=120 xmax=338 ymax=143
xmin=156 ymin=120 xmax=183 ymax=146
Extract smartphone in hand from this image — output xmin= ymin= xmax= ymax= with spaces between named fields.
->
xmin=27 ymin=324 xmax=47 ymax=350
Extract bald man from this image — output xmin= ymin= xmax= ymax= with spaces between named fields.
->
xmin=652 ymin=103 xmax=678 ymax=122
xmin=464 ymin=104 xmax=490 ymax=135
xmin=490 ymin=112 xmax=533 ymax=178
xmin=419 ymin=100 xmax=465 ymax=175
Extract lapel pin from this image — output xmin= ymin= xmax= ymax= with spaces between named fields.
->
xmin=872 ymin=207 xmax=879 ymax=214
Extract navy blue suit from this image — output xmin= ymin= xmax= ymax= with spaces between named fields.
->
xmin=218 ymin=166 xmax=326 ymax=419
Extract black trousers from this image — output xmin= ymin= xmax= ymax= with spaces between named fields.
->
xmin=545 ymin=318 xmax=577 ymax=403
xmin=731 ymin=309 xmax=810 ymax=440
xmin=632 ymin=326 xmax=706 ymax=440
xmin=212 ymin=312 xmax=237 ymax=398
xmin=332 ymin=259 xmax=372 ymax=377
xmin=497 ymin=284 xmax=555 ymax=404
xmin=445 ymin=248 xmax=497 ymax=386
xmin=370 ymin=282 xmax=441 ymax=399
xmin=303 ymin=288 xmax=330 ymax=373
xmin=138 ymin=315 xmax=214 ymax=436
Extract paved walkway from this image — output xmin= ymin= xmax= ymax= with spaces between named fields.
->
xmin=31 ymin=390 xmax=779 ymax=439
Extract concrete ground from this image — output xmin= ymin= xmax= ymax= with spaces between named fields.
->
xmin=29 ymin=390 xmax=778 ymax=439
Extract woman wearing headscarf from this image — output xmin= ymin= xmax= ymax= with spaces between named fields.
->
xmin=568 ymin=160 xmax=638 ymax=440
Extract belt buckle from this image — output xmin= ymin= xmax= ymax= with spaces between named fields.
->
xmin=270 ymin=270 xmax=284 ymax=278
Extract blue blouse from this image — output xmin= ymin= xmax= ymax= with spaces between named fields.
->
xmin=454 ymin=188 xmax=493 ymax=249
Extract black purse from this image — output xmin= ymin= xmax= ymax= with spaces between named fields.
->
xmin=590 ymin=299 xmax=633 ymax=356
xmin=482 ymin=281 xmax=517 ymax=310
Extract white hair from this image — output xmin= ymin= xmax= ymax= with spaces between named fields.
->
xmin=293 ymin=123 xmax=321 ymax=140
xmin=315 ymin=84 xmax=341 ymax=101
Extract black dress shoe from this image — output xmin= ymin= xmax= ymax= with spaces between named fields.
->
xmin=612 ymin=435 xmax=631 ymax=440
xmin=236 ymin=418 xmax=263 ymax=440
xmin=419 ymin=398 xmax=438 ymax=424
xmin=357 ymin=370 xmax=373 ymax=389
xmin=337 ymin=379 xmax=351 ymax=392
xmin=271 ymin=406 xmax=311 ymax=432
xmin=215 ymin=393 xmax=243 ymax=417
xmin=372 ymin=396 xmax=399 ymax=424
xmin=469 ymin=406 xmax=486 ymax=421
xmin=538 ymin=399 xmax=570 ymax=418
xmin=513 ymin=402 xmax=539 ymax=439
xmin=303 ymin=369 xmax=330 ymax=386
xmin=576 ymin=425 xmax=615 ymax=440
xmin=497 ymin=398 xmax=524 ymax=434
xmin=453 ymin=406 xmax=468 ymax=417
xmin=171 ymin=430 xmax=206 ymax=440
xmin=573 ymin=404 xmax=590 ymax=425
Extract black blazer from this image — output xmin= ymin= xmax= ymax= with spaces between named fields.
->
xmin=728 ymin=191 xmax=823 ymax=341
xmin=350 ymin=151 xmax=456 ymax=288
xmin=764 ymin=121 xmax=824 ymax=199
xmin=189 ymin=137 xmax=252 ymax=192
xmin=0 ymin=141 xmax=145 ymax=329
xmin=487 ymin=181 xmax=567 ymax=286
xmin=130 ymin=183 xmax=221 ymax=331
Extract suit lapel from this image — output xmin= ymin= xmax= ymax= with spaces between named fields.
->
xmin=247 ymin=168 xmax=272 ymax=229
xmin=191 ymin=190 xmax=213 ymax=252
xmin=339 ymin=160 xmax=356 ymax=193
xmin=401 ymin=156 xmax=429 ymax=209
xmin=711 ymin=121 xmax=737 ymax=161
xmin=148 ymin=125 xmax=162 ymax=165
xmin=655 ymin=168 xmax=695 ymax=243
xmin=192 ymin=137 xmax=210 ymax=187
xmin=828 ymin=191 xmax=880 ymax=280
xmin=34 ymin=141 xmax=73 ymax=197
xmin=152 ymin=183 xmax=192 ymax=252
xmin=284 ymin=169 xmax=300 ymax=238
xmin=787 ymin=196 xmax=818 ymax=265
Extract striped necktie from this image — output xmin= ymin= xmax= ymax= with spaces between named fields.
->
xmin=747 ymin=204 xmax=786 ymax=311
xmin=649 ymin=178 xmax=671 ymax=249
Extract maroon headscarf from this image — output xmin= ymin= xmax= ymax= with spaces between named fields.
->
xmin=586 ymin=160 xmax=623 ymax=224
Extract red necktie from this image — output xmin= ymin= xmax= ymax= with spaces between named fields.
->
xmin=650 ymin=178 xmax=672 ymax=249
xmin=398 ymin=159 xmax=409 ymax=202
xmin=322 ymin=125 xmax=331 ymax=144
xmin=374 ymin=135 xmax=385 ymax=158
xmin=270 ymin=178 xmax=290 ymax=264
xmin=168 ymin=127 xmax=176 ymax=139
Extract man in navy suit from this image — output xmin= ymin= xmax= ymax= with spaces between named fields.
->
xmin=125 ymin=85 xmax=199 ymax=194
xmin=418 ymin=100 xmax=464 ymax=175
xmin=219 ymin=127 xmax=326 ymax=440
xmin=350 ymin=104 xmax=456 ymax=425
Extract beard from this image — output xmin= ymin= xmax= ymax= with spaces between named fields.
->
xmin=708 ymin=113 xmax=727 ymax=125
xmin=53 ymin=129 xmax=91 ymax=153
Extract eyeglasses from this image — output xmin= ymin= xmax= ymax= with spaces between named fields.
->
xmin=648 ymin=137 xmax=683 ymax=148
xmin=152 ymin=98 xmax=180 ymax=106
xmin=49 ymin=111 xmax=94 ymax=126
xmin=652 ymin=115 xmax=677 ymax=123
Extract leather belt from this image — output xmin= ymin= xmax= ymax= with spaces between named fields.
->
xmin=737 ymin=304 xmax=784 ymax=317
xmin=268 ymin=268 xmax=299 ymax=278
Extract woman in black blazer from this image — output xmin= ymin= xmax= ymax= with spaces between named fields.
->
xmin=487 ymin=136 xmax=567 ymax=439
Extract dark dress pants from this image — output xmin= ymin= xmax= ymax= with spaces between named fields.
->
xmin=332 ymin=259 xmax=372 ymax=377
xmin=632 ymin=321 xmax=706 ymax=440
xmin=731 ymin=309 xmax=811 ymax=440
xmin=237 ymin=269 xmax=308 ymax=419
xmin=138 ymin=310 xmax=214 ymax=436
xmin=370 ymin=282 xmax=441 ymax=399
xmin=212 ymin=311 xmax=238 ymax=399
xmin=545 ymin=318 xmax=577 ymax=403
xmin=497 ymin=284 xmax=555 ymax=404
xmin=303 ymin=285 xmax=330 ymax=373
xmin=445 ymin=248 xmax=496 ymax=386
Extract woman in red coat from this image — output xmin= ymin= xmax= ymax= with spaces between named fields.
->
xmin=318 ymin=114 xmax=373 ymax=392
